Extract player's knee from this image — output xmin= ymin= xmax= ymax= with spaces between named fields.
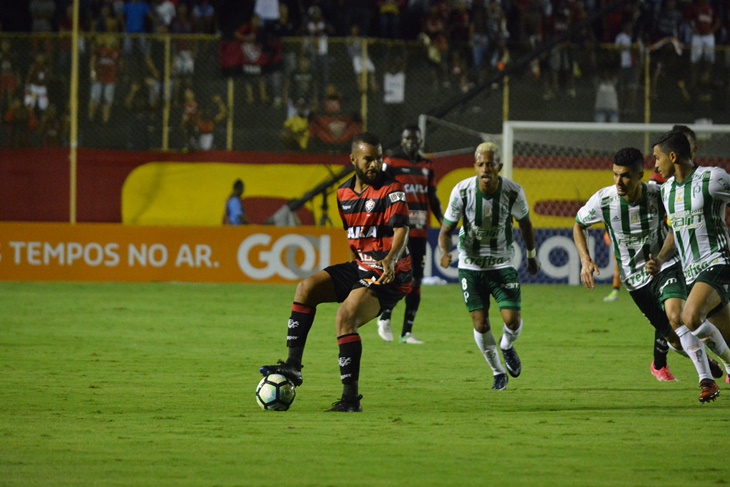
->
xmin=680 ymin=308 xmax=702 ymax=331
xmin=294 ymin=278 xmax=316 ymax=302
xmin=665 ymin=310 xmax=682 ymax=330
xmin=335 ymin=307 xmax=358 ymax=335
xmin=472 ymin=316 xmax=490 ymax=333
xmin=503 ymin=313 xmax=521 ymax=329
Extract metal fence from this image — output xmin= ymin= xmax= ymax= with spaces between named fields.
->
xmin=2 ymin=32 xmax=730 ymax=154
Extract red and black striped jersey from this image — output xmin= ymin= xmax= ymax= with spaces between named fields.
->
xmin=337 ymin=173 xmax=411 ymax=276
xmin=383 ymin=151 xmax=437 ymax=238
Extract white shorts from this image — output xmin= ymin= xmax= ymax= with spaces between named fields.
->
xmin=691 ymin=34 xmax=715 ymax=64
xmin=199 ymin=133 xmax=213 ymax=151
xmin=352 ymin=56 xmax=375 ymax=74
xmin=24 ymin=83 xmax=48 ymax=110
xmin=90 ymin=82 xmax=116 ymax=104
xmin=174 ymin=51 xmax=194 ymax=75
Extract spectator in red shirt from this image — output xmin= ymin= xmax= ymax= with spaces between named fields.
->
xmin=88 ymin=35 xmax=121 ymax=124
xmin=235 ymin=15 xmax=271 ymax=104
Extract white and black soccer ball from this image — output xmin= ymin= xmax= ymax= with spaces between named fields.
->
xmin=255 ymin=373 xmax=296 ymax=411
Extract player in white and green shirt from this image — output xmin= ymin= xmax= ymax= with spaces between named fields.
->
xmin=438 ymin=142 xmax=540 ymax=391
xmin=574 ymin=147 xmax=722 ymax=401
xmin=651 ymin=130 xmax=730 ymax=392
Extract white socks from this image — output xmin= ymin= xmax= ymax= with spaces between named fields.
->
xmin=676 ymin=325 xmax=711 ymax=381
xmin=667 ymin=341 xmax=688 ymax=358
xmin=692 ymin=321 xmax=730 ymax=373
xmin=500 ymin=320 xmax=522 ymax=350
xmin=474 ymin=328 xmax=505 ymax=375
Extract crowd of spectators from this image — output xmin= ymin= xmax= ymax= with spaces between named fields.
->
xmin=1 ymin=0 xmax=216 ymax=35
xmin=1 ymin=0 xmax=730 ymax=150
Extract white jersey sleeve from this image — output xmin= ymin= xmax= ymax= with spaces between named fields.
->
xmin=575 ymin=188 xmax=608 ymax=227
xmin=443 ymin=180 xmax=467 ymax=225
xmin=510 ymin=184 xmax=530 ymax=222
xmin=711 ymin=167 xmax=730 ymax=203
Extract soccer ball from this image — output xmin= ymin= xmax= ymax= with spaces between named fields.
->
xmin=256 ymin=373 xmax=296 ymax=411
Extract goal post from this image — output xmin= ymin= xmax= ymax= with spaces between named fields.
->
xmin=500 ymin=121 xmax=730 ymax=283
xmin=501 ymin=121 xmax=730 ymax=226
xmin=418 ymin=114 xmax=501 ymax=159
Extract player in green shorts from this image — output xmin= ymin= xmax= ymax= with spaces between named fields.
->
xmin=574 ymin=147 xmax=723 ymax=403
xmin=438 ymin=142 xmax=540 ymax=391
xmin=649 ymin=130 xmax=730 ymax=391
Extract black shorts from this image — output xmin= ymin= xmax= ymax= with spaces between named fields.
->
xmin=408 ymin=237 xmax=427 ymax=284
xmin=324 ymin=261 xmax=412 ymax=312
xmin=628 ymin=266 xmax=686 ymax=338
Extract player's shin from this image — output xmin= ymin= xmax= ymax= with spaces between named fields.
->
xmin=693 ymin=321 xmax=730 ymax=374
xmin=500 ymin=320 xmax=523 ymax=350
xmin=666 ymin=341 xmax=689 ymax=358
xmin=286 ymin=302 xmax=316 ymax=367
xmin=402 ymin=291 xmax=421 ymax=335
xmin=337 ymin=333 xmax=362 ymax=399
xmin=677 ymin=325 xmax=712 ymax=381
xmin=653 ymin=332 xmax=669 ymax=369
xmin=474 ymin=328 xmax=505 ymax=374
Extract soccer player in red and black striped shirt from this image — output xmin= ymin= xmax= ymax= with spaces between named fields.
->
xmin=377 ymin=125 xmax=443 ymax=344
xmin=260 ymin=132 xmax=412 ymax=412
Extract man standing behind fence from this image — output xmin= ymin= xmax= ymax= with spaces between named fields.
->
xmin=377 ymin=125 xmax=443 ymax=344
xmin=224 ymin=179 xmax=249 ymax=225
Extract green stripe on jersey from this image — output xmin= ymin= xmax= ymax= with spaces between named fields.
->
xmin=619 ymin=198 xmax=637 ymax=274
xmin=683 ymin=181 xmax=700 ymax=260
xmin=666 ymin=184 xmax=688 ymax=262
xmin=637 ymin=188 xmax=652 ymax=264
xmin=474 ymin=179 xmax=483 ymax=253
xmin=601 ymin=203 xmax=620 ymax=269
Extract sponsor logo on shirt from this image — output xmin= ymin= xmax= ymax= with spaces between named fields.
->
xmin=388 ymin=192 xmax=406 ymax=203
xmin=403 ymin=183 xmax=428 ymax=194
xmin=347 ymin=226 xmax=377 ymax=239
xmin=669 ymin=209 xmax=704 ymax=231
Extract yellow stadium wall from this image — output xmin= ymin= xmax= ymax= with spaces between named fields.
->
xmin=122 ymin=162 xmax=343 ymax=226
xmin=123 ymin=162 xmax=645 ymax=230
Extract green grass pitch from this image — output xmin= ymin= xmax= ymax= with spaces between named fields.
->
xmin=1 ymin=282 xmax=729 ymax=486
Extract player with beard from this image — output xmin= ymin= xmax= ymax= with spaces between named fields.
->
xmin=261 ymin=132 xmax=412 ymax=412
xmin=377 ymin=125 xmax=443 ymax=345
xmin=438 ymin=142 xmax=540 ymax=390
xmin=574 ymin=147 xmax=723 ymax=401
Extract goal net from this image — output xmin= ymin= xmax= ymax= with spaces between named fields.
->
xmin=423 ymin=118 xmax=730 ymax=285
